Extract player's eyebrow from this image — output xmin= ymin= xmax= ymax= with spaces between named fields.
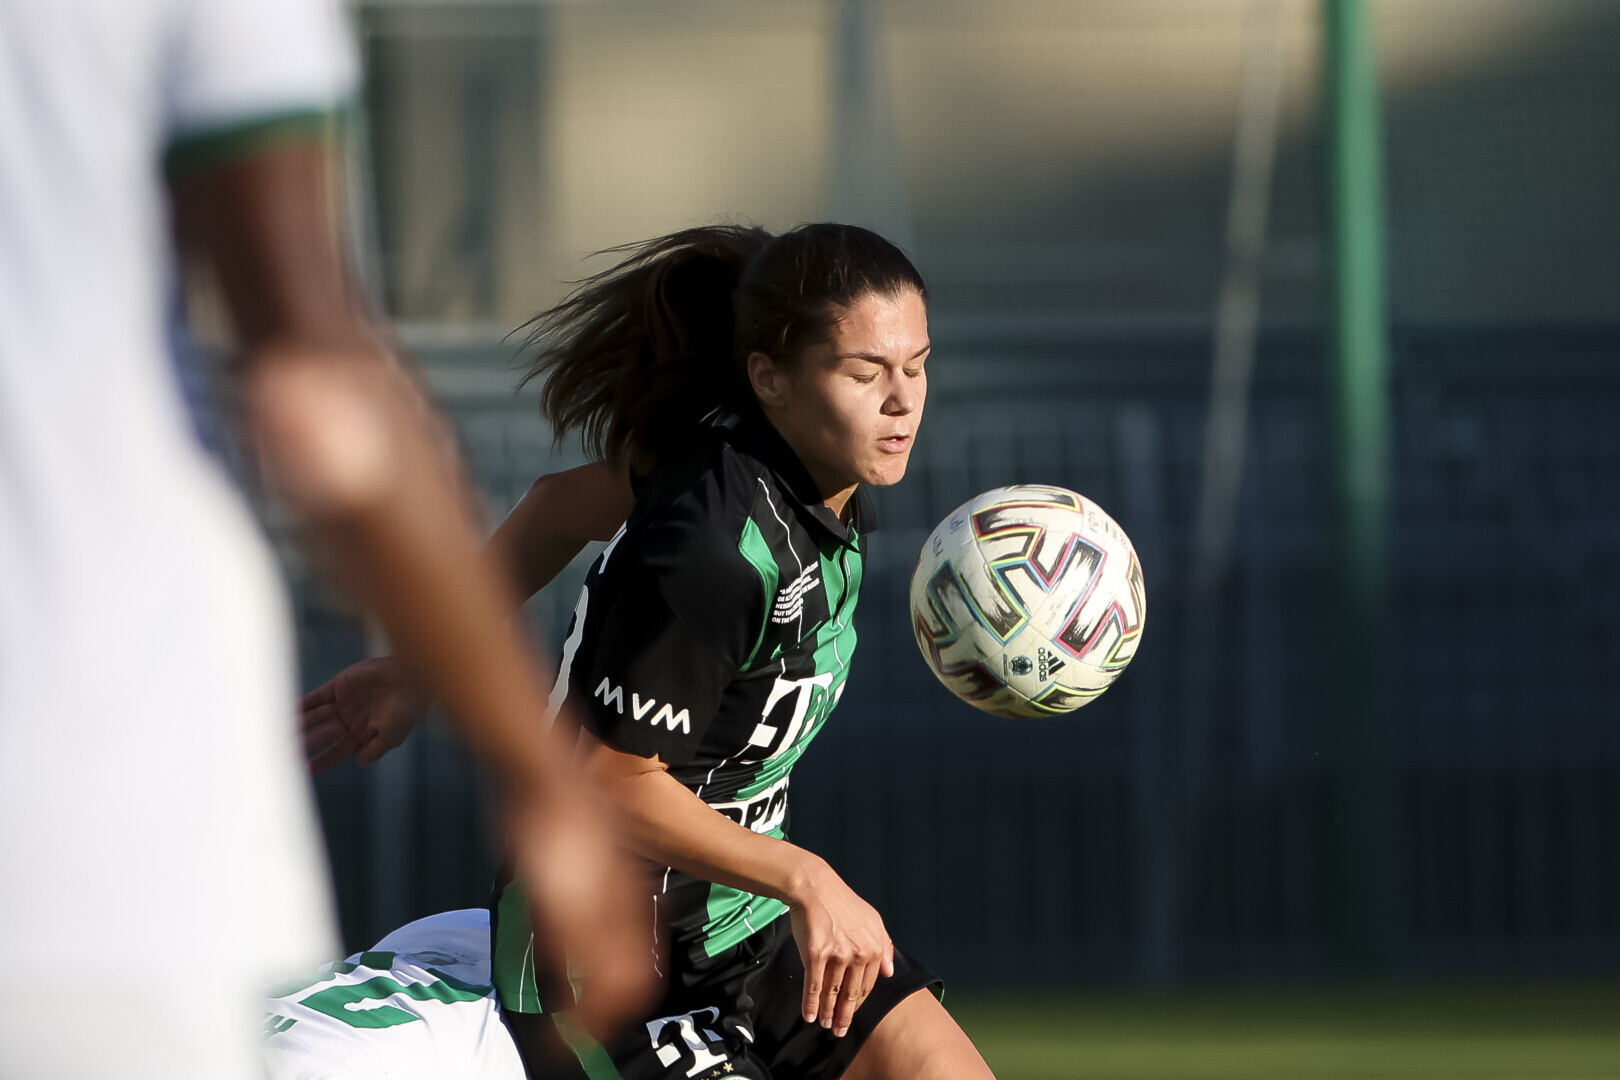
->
xmin=837 ymin=343 xmax=932 ymax=362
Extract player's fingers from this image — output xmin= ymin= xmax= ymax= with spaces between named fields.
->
xmin=300 ymin=699 xmax=339 ymax=731
xmin=857 ymin=957 xmax=881 ymax=1011
xmin=358 ymin=705 xmax=419 ymax=765
xmin=300 ymin=715 xmax=347 ymax=757
xmin=305 ymin=745 xmax=354 ymax=775
xmin=305 ymin=730 xmax=362 ymax=774
xmin=881 ymin=939 xmax=895 ymax=979
xmin=801 ymin=950 xmax=828 ymax=1023
xmin=831 ymin=960 xmax=870 ymax=1037
xmin=818 ymin=957 xmax=850 ymax=1030
xmin=355 ymin=728 xmax=392 ymax=766
xmin=298 ymin=683 xmax=333 ymax=715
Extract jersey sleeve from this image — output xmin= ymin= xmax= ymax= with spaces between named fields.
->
xmin=163 ymin=0 xmax=358 ymax=145
xmin=573 ymin=507 xmax=766 ymax=766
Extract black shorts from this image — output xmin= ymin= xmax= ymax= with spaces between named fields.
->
xmin=506 ymin=914 xmax=942 ymax=1080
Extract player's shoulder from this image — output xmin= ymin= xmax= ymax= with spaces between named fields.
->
xmin=620 ymin=431 xmax=772 ymax=564
xmin=594 ymin=436 xmax=768 ymax=628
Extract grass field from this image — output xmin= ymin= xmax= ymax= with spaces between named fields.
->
xmin=946 ymin=982 xmax=1620 ymax=1080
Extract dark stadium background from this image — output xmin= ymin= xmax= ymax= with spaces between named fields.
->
xmin=184 ymin=2 xmax=1620 ymax=1074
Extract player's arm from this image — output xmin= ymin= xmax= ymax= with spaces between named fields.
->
xmin=168 ymin=132 xmax=653 ymax=1035
xmin=170 ymin=134 xmax=552 ymax=793
xmin=493 ymin=462 xmax=635 ymax=600
xmin=577 ymin=732 xmax=894 ymax=1040
xmin=576 ymin=559 xmax=893 ymax=1040
xmin=301 ymin=461 xmax=634 ymax=772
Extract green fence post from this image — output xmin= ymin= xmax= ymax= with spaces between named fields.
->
xmin=1324 ymin=0 xmax=1398 ymax=973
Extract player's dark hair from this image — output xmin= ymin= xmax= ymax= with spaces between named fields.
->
xmin=519 ymin=222 xmax=927 ymax=467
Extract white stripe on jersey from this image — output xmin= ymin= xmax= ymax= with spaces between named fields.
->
xmin=757 ymin=480 xmax=808 ymax=638
xmin=547 ymin=584 xmax=591 ymax=727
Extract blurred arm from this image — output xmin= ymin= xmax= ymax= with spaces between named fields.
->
xmin=169 ymin=134 xmax=657 ymax=1033
xmin=169 ymin=135 xmax=559 ymax=796
xmin=299 ymin=460 xmax=634 ymax=774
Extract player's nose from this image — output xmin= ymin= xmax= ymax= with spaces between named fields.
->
xmin=882 ymin=373 xmax=920 ymax=415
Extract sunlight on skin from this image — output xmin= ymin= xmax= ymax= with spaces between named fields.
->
xmin=748 ymin=287 xmax=930 ymax=519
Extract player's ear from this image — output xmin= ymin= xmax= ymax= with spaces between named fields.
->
xmin=747 ymin=350 xmax=788 ymax=408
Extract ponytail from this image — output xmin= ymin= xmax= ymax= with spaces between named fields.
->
xmin=522 ymin=221 xmax=926 ymax=469
xmin=518 ymin=225 xmax=771 ymax=468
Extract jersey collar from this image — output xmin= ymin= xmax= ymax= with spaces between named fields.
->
xmin=709 ymin=405 xmax=878 ymax=547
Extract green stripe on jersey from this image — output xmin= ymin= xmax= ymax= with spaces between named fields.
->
xmin=737 ymin=516 xmax=780 ymax=669
xmin=552 ymin=1012 xmax=629 ymax=1080
xmin=733 ymin=539 xmax=861 ymax=802
xmin=298 ymin=972 xmax=489 ymax=1029
xmin=700 ymin=891 xmax=789 ymax=958
xmin=700 ymin=823 xmax=789 ymax=957
xmin=164 ymin=105 xmax=348 ymax=180
xmin=492 ymin=879 xmax=544 ymax=1013
xmin=696 ymin=537 xmax=863 ymax=958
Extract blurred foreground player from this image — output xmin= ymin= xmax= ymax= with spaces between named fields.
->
xmin=0 ymin=2 xmax=650 ymax=1077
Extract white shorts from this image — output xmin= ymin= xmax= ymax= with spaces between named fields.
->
xmin=263 ymin=909 xmax=527 ymax=1080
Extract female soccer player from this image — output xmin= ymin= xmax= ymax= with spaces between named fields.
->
xmin=304 ymin=223 xmax=996 ymax=1080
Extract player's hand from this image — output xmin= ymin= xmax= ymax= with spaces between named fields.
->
xmin=300 ymin=656 xmax=429 ymax=773
xmin=787 ymin=857 xmax=895 ymax=1038
xmin=509 ymin=783 xmax=661 ymax=1040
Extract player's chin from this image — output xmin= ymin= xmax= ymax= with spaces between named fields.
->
xmin=862 ymin=452 xmax=912 ymax=488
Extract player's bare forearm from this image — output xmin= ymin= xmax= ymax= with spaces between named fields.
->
xmin=577 ymin=731 xmax=894 ymax=1035
xmin=576 ymin=731 xmax=828 ymax=904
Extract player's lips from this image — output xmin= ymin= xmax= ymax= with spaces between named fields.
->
xmin=878 ymin=433 xmax=912 ymax=453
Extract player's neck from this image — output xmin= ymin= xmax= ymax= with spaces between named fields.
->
xmin=822 ymin=484 xmax=857 ymax=522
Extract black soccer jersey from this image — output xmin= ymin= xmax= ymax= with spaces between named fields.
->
xmin=493 ymin=406 xmax=873 ymax=1013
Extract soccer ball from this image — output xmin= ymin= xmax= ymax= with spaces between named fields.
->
xmin=909 ymin=484 xmax=1146 ymax=718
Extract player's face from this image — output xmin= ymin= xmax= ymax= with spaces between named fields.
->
xmin=752 ymin=288 xmax=929 ymax=509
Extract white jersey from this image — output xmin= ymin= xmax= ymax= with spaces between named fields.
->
xmin=264 ymin=909 xmax=528 ymax=1080
xmin=0 ymin=0 xmax=354 ymax=1073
